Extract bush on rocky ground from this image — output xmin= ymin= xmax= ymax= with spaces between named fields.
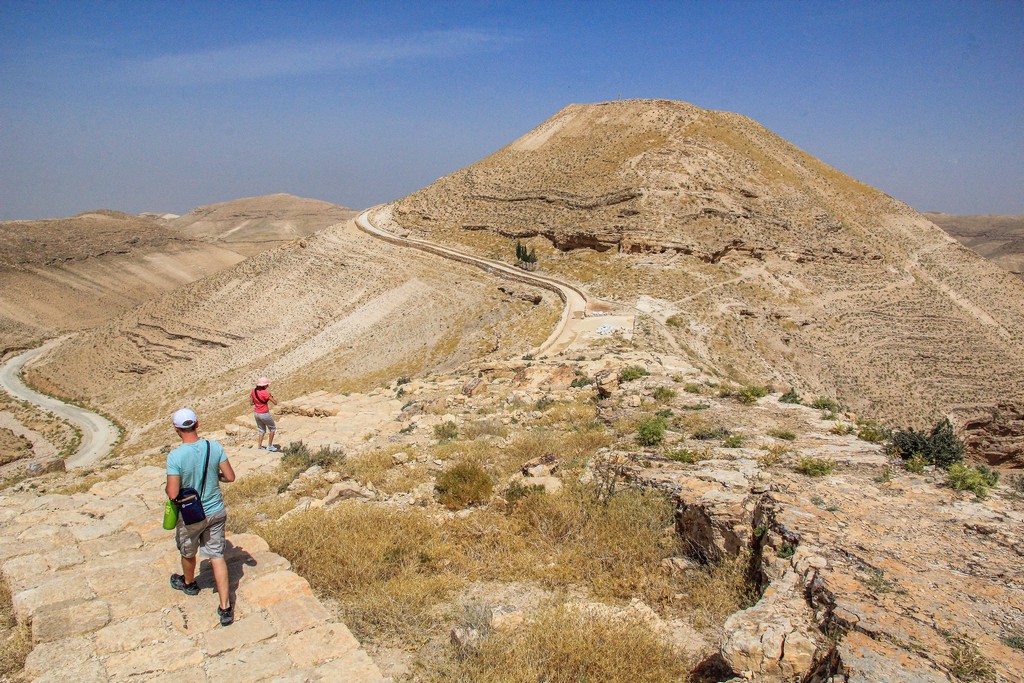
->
xmin=779 ymin=388 xmax=801 ymax=404
xmin=886 ymin=418 xmax=964 ymax=469
xmin=945 ymin=463 xmax=999 ymax=500
xmin=434 ymin=420 xmax=459 ymax=443
xmin=652 ymin=386 xmax=676 ymax=403
xmin=736 ymin=385 xmax=770 ymax=405
xmin=795 ymin=456 xmax=836 ymax=477
xmin=282 ymin=440 xmax=345 ymax=470
xmin=810 ymin=397 xmax=841 ymax=411
xmin=0 ymin=577 xmax=31 ymax=678
xmin=636 ymin=417 xmax=667 ymax=447
xmin=619 ymin=366 xmax=649 ymax=382
xmin=436 ymin=461 xmax=494 ymax=509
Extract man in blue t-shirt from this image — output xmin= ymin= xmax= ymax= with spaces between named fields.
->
xmin=166 ymin=407 xmax=236 ymax=626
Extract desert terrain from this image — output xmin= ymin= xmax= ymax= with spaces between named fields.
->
xmin=925 ymin=212 xmax=1024 ymax=280
xmin=0 ymin=195 xmax=358 ymax=355
xmin=392 ymin=99 xmax=1024 ymax=429
xmin=1 ymin=99 xmax=1023 ymax=682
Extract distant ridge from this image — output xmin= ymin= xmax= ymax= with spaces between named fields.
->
xmin=169 ymin=193 xmax=358 ymax=255
xmin=924 ymin=212 xmax=1024 ymax=280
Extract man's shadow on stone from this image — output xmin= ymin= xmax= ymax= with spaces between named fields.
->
xmin=194 ymin=540 xmax=257 ymax=606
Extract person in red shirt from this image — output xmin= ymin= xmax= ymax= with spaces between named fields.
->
xmin=251 ymin=377 xmax=279 ymax=451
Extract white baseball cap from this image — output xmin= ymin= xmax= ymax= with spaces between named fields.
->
xmin=172 ymin=408 xmax=198 ymax=429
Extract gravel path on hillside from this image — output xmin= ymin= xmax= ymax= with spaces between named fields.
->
xmin=0 ymin=339 xmax=117 ymax=468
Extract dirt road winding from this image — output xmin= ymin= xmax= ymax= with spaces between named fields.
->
xmin=0 ymin=338 xmax=118 ymax=468
xmin=356 ymin=207 xmax=589 ymax=355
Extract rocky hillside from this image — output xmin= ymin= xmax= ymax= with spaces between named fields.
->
xmin=23 ymin=219 xmax=558 ymax=449
xmin=392 ymin=99 xmax=1024 ymax=427
xmin=169 ymin=194 xmax=358 ymax=256
xmin=925 ymin=212 xmax=1024 ymax=280
xmin=0 ymin=211 xmax=244 ymax=352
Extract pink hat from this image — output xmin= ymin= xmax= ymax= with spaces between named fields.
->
xmin=257 ymin=377 xmax=271 ymax=387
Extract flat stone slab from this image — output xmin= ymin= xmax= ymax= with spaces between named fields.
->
xmin=0 ymin=453 xmax=384 ymax=682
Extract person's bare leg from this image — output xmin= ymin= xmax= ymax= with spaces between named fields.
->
xmin=181 ymin=555 xmax=198 ymax=583
xmin=257 ymin=428 xmax=264 ymax=449
xmin=210 ymin=557 xmax=231 ymax=609
xmin=267 ymin=430 xmax=275 ymax=449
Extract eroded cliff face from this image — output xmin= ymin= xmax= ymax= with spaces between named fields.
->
xmin=950 ymin=404 xmax=1024 ymax=468
xmin=391 ymin=99 xmax=1024 ymax=429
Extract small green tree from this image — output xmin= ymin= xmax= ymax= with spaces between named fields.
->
xmin=887 ymin=418 xmax=964 ymax=469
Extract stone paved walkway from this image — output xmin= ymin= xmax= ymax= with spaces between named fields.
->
xmin=0 ymin=448 xmax=385 ymax=683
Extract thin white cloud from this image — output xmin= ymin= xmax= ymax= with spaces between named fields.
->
xmin=121 ymin=29 xmax=513 ymax=85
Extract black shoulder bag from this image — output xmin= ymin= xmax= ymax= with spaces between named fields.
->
xmin=176 ymin=440 xmax=211 ymax=525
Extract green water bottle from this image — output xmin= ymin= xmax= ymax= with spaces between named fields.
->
xmin=162 ymin=499 xmax=179 ymax=530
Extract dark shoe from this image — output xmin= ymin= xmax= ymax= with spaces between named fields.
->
xmin=170 ymin=573 xmax=200 ymax=596
xmin=218 ymin=603 xmax=234 ymax=626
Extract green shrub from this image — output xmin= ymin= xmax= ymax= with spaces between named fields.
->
xmin=830 ymin=422 xmax=855 ymax=436
xmin=683 ymin=382 xmax=703 ymax=394
xmin=503 ymin=479 xmax=543 ymax=505
xmin=1001 ymin=633 xmax=1024 ymax=650
xmin=636 ymin=417 xmax=667 ymax=447
xmin=693 ymin=426 xmax=729 ymax=441
xmin=946 ymin=463 xmax=999 ymax=500
xmin=886 ymin=419 xmax=965 ymax=469
xmin=522 ymin=353 xmax=535 ymax=361
xmin=768 ymin=429 xmax=796 ymax=441
xmin=795 ymin=456 xmax=836 ymax=477
xmin=535 ymin=396 xmax=555 ymax=411
xmin=434 ymin=421 xmax=458 ymax=443
xmin=655 ymin=408 xmax=673 ymax=418
xmin=779 ymin=388 xmax=801 ymax=404
xmin=903 ymin=455 xmax=926 ymax=474
xmin=666 ymin=313 xmax=686 ymax=327
xmin=723 ymin=434 xmax=745 ymax=448
xmin=948 ymin=635 xmax=996 ymax=682
xmin=652 ymin=386 xmax=677 ymax=403
xmin=856 ymin=420 xmax=890 ymax=443
xmin=619 ymin=366 xmax=650 ymax=383
xmin=810 ymin=397 xmax=840 ymax=412
xmin=666 ymin=448 xmax=703 ymax=464
xmin=736 ymin=385 xmax=770 ymax=405
xmin=680 ymin=403 xmax=710 ymax=411
xmin=570 ymin=376 xmax=594 ymax=388
xmin=282 ymin=441 xmax=346 ymax=470
xmin=396 ymin=376 xmax=411 ymax=386
xmin=436 ymin=461 xmax=494 ymax=509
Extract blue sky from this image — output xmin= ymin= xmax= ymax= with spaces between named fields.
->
xmin=1 ymin=1 xmax=1021 ymax=219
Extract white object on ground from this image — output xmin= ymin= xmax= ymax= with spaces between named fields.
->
xmin=595 ymin=324 xmax=616 ymax=335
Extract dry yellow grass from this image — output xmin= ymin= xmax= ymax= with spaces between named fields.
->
xmin=427 ymin=604 xmax=693 ymax=682
xmin=222 ymin=469 xmax=296 ymax=534
xmin=260 ymin=504 xmax=465 ymax=639
xmin=0 ymin=578 xmax=31 ymax=679
xmin=260 ymin=481 xmax=728 ymax=644
xmin=675 ymin=553 xmax=757 ymax=629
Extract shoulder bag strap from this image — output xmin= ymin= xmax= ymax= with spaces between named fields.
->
xmin=199 ymin=440 xmax=211 ymax=498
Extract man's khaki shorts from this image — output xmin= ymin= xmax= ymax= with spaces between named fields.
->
xmin=175 ymin=508 xmax=227 ymax=559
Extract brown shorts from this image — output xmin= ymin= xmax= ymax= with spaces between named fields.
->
xmin=175 ymin=508 xmax=227 ymax=559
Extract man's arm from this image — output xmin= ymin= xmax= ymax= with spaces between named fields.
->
xmin=166 ymin=474 xmax=181 ymax=500
xmin=218 ymin=459 xmax=236 ymax=483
